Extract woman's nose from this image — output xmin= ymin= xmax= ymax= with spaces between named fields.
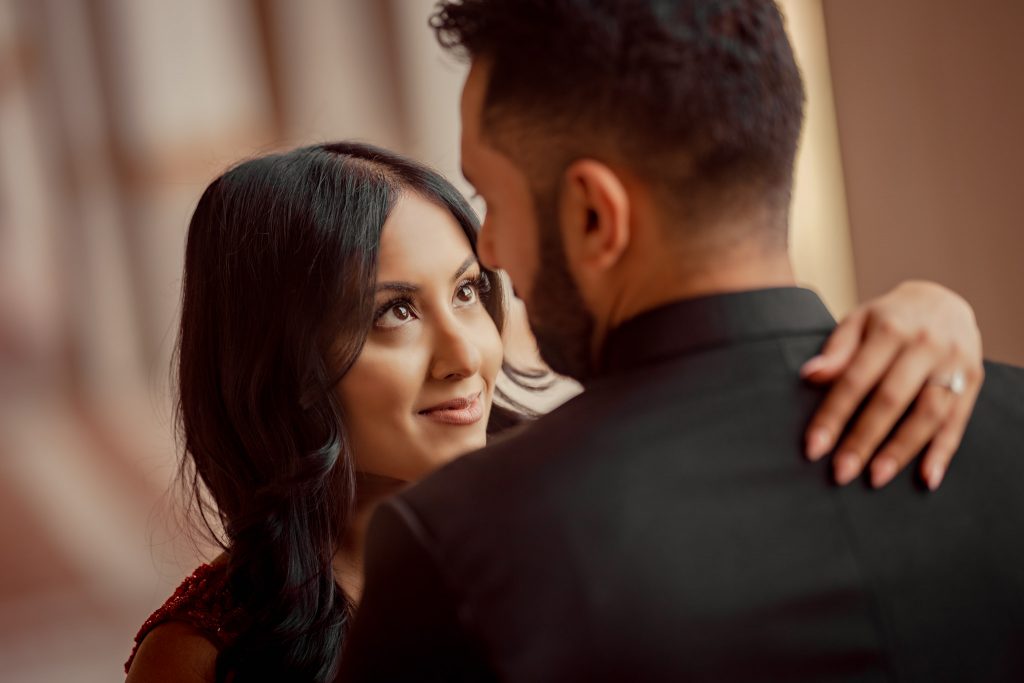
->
xmin=429 ymin=315 xmax=483 ymax=381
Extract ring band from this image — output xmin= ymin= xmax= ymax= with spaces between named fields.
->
xmin=931 ymin=369 xmax=967 ymax=396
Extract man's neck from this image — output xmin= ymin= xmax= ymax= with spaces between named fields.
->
xmin=593 ymin=239 xmax=797 ymax=362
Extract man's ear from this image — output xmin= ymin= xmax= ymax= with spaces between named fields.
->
xmin=558 ymin=159 xmax=631 ymax=274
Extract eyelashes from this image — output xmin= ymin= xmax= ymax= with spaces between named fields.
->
xmin=373 ymin=297 xmax=412 ymax=325
xmin=373 ymin=298 xmax=415 ymax=329
xmin=470 ymin=271 xmax=492 ymax=297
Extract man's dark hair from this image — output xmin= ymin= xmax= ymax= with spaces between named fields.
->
xmin=432 ymin=0 xmax=806 ymax=231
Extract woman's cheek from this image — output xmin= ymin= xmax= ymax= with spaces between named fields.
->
xmin=337 ymin=343 xmax=422 ymax=475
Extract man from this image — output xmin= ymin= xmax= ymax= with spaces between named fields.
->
xmin=340 ymin=1 xmax=1024 ymax=680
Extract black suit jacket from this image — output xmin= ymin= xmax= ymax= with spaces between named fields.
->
xmin=340 ymin=288 xmax=1024 ymax=682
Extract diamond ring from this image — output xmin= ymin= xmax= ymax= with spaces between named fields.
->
xmin=931 ymin=369 xmax=967 ymax=396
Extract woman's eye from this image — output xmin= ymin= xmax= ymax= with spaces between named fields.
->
xmin=375 ymin=302 xmax=416 ymax=329
xmin=454 ymin=283 xmax=478 ymax=305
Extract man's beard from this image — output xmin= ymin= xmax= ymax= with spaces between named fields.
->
xmin=524 ymin=191 xmax=596 ymax=383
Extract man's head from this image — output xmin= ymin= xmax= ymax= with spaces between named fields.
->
xmin=435 ymin=0 xmax=806 ymax=381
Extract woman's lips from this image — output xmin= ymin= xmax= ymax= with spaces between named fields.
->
xmin=418 ymin=392 xmax=484 ymax=426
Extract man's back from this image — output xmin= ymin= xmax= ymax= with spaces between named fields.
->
xmin=342 ymin=288 xmax=1024 ymax=682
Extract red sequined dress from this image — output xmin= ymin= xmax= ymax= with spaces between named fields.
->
xmin=124 ymin=562 xmax=243 ymax=674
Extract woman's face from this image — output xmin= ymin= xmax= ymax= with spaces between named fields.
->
xmin=336 ymin=191 xmax=504 ymax=482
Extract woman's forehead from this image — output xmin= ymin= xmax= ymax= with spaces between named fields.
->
xmin=376 ymin=192 xmax=476 ymax=283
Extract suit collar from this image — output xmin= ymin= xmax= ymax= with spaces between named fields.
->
xmin=597 ymin=287 xmax=837 ymax=376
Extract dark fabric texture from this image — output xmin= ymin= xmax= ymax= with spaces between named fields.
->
xmin=340 ymin=287 xmax=1024 ymax=682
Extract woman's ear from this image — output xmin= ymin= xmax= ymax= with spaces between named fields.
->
xmin=558 ymin=159 xmax=631 ymax=275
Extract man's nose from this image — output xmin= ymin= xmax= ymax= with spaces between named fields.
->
xmin=477 ymin=219 xmax=499 ymax=270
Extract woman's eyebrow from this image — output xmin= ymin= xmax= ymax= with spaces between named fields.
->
xmin=452 ymin=255 xmax=478 ymax=281
xmin=375 ymin=256 xmax=478 ymax=294
xmin=375 ymin=282 xmax=418 ymax=294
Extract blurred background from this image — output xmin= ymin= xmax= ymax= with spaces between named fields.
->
xmin=1 ymin=1 xmax=1021 ymax=680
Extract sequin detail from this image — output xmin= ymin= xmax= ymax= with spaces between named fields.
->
xmin=124 ymin=563 xmax=242 ymax=673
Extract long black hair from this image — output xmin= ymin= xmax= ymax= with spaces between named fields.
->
xmin=175 ymin=141 xmax=527 ymax=682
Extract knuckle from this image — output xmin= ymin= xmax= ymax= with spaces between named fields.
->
xmin=912 ymin=328 xmax=944 ymax=354
xmin=946 ymin=345 xmax=977 ymax=374
xmin=890 ymin=429 xmax=928 ymax=462
xmin=838 ymin=370 xmax=871 ymax=396
xmin=840 ymin=442 xmax=870 ymax=464
xmin=817 ymin=414 xmax=845 ymax=436
xmin=880 ymin=435 xmax=909 ymax=458
xmin=873 ymin=386 xmax=903 ymax=412
xmin=916 ymin=392 xmax=949 ymax=422
xmin=844 ymin=429 xmax=878 ymax=456
xmin=891 ymin=445 xmax=920 ymax=466
xmin=871 ymin=315 xmax=904 ymax=340
xmin=810 ymin=407 xmax=841 ymax=434
xmin=887 ymin=447 xmax=916 ymax=468
xmin=947 ymin=339 xmax=968 ymax=361
xmin=968 ymin=364 xmax=985 ymax=384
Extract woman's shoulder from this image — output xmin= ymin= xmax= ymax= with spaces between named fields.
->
xmin=125 ymin=562 xmax=242 ymax=679
xmin=125 ymin=620 xmax=218 ymax=683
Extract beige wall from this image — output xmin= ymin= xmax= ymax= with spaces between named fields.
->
xmin=823 ymin=0 xmax=1024 ymax=365
xmin=779 ymin=0 xmax=858 ymax=318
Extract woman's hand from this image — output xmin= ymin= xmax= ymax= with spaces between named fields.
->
xmin=802 ymin=281 xmax=983 ymax=490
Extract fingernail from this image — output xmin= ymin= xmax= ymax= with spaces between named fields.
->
xmin=800 ymin=355 xmax=825 ymax=378
xmin=806 ymin=428 xmax=832 ymax=461
xmin=926 ymin=464 xmax=946 ymax=491
xmin=871 ymin=458 xmax=898 ymax=489
xmin=834 ymin=452 xmax=861 ymax=486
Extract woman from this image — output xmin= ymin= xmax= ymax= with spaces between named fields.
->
xmin=125 ymin=142 xmax=982 ymax=682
